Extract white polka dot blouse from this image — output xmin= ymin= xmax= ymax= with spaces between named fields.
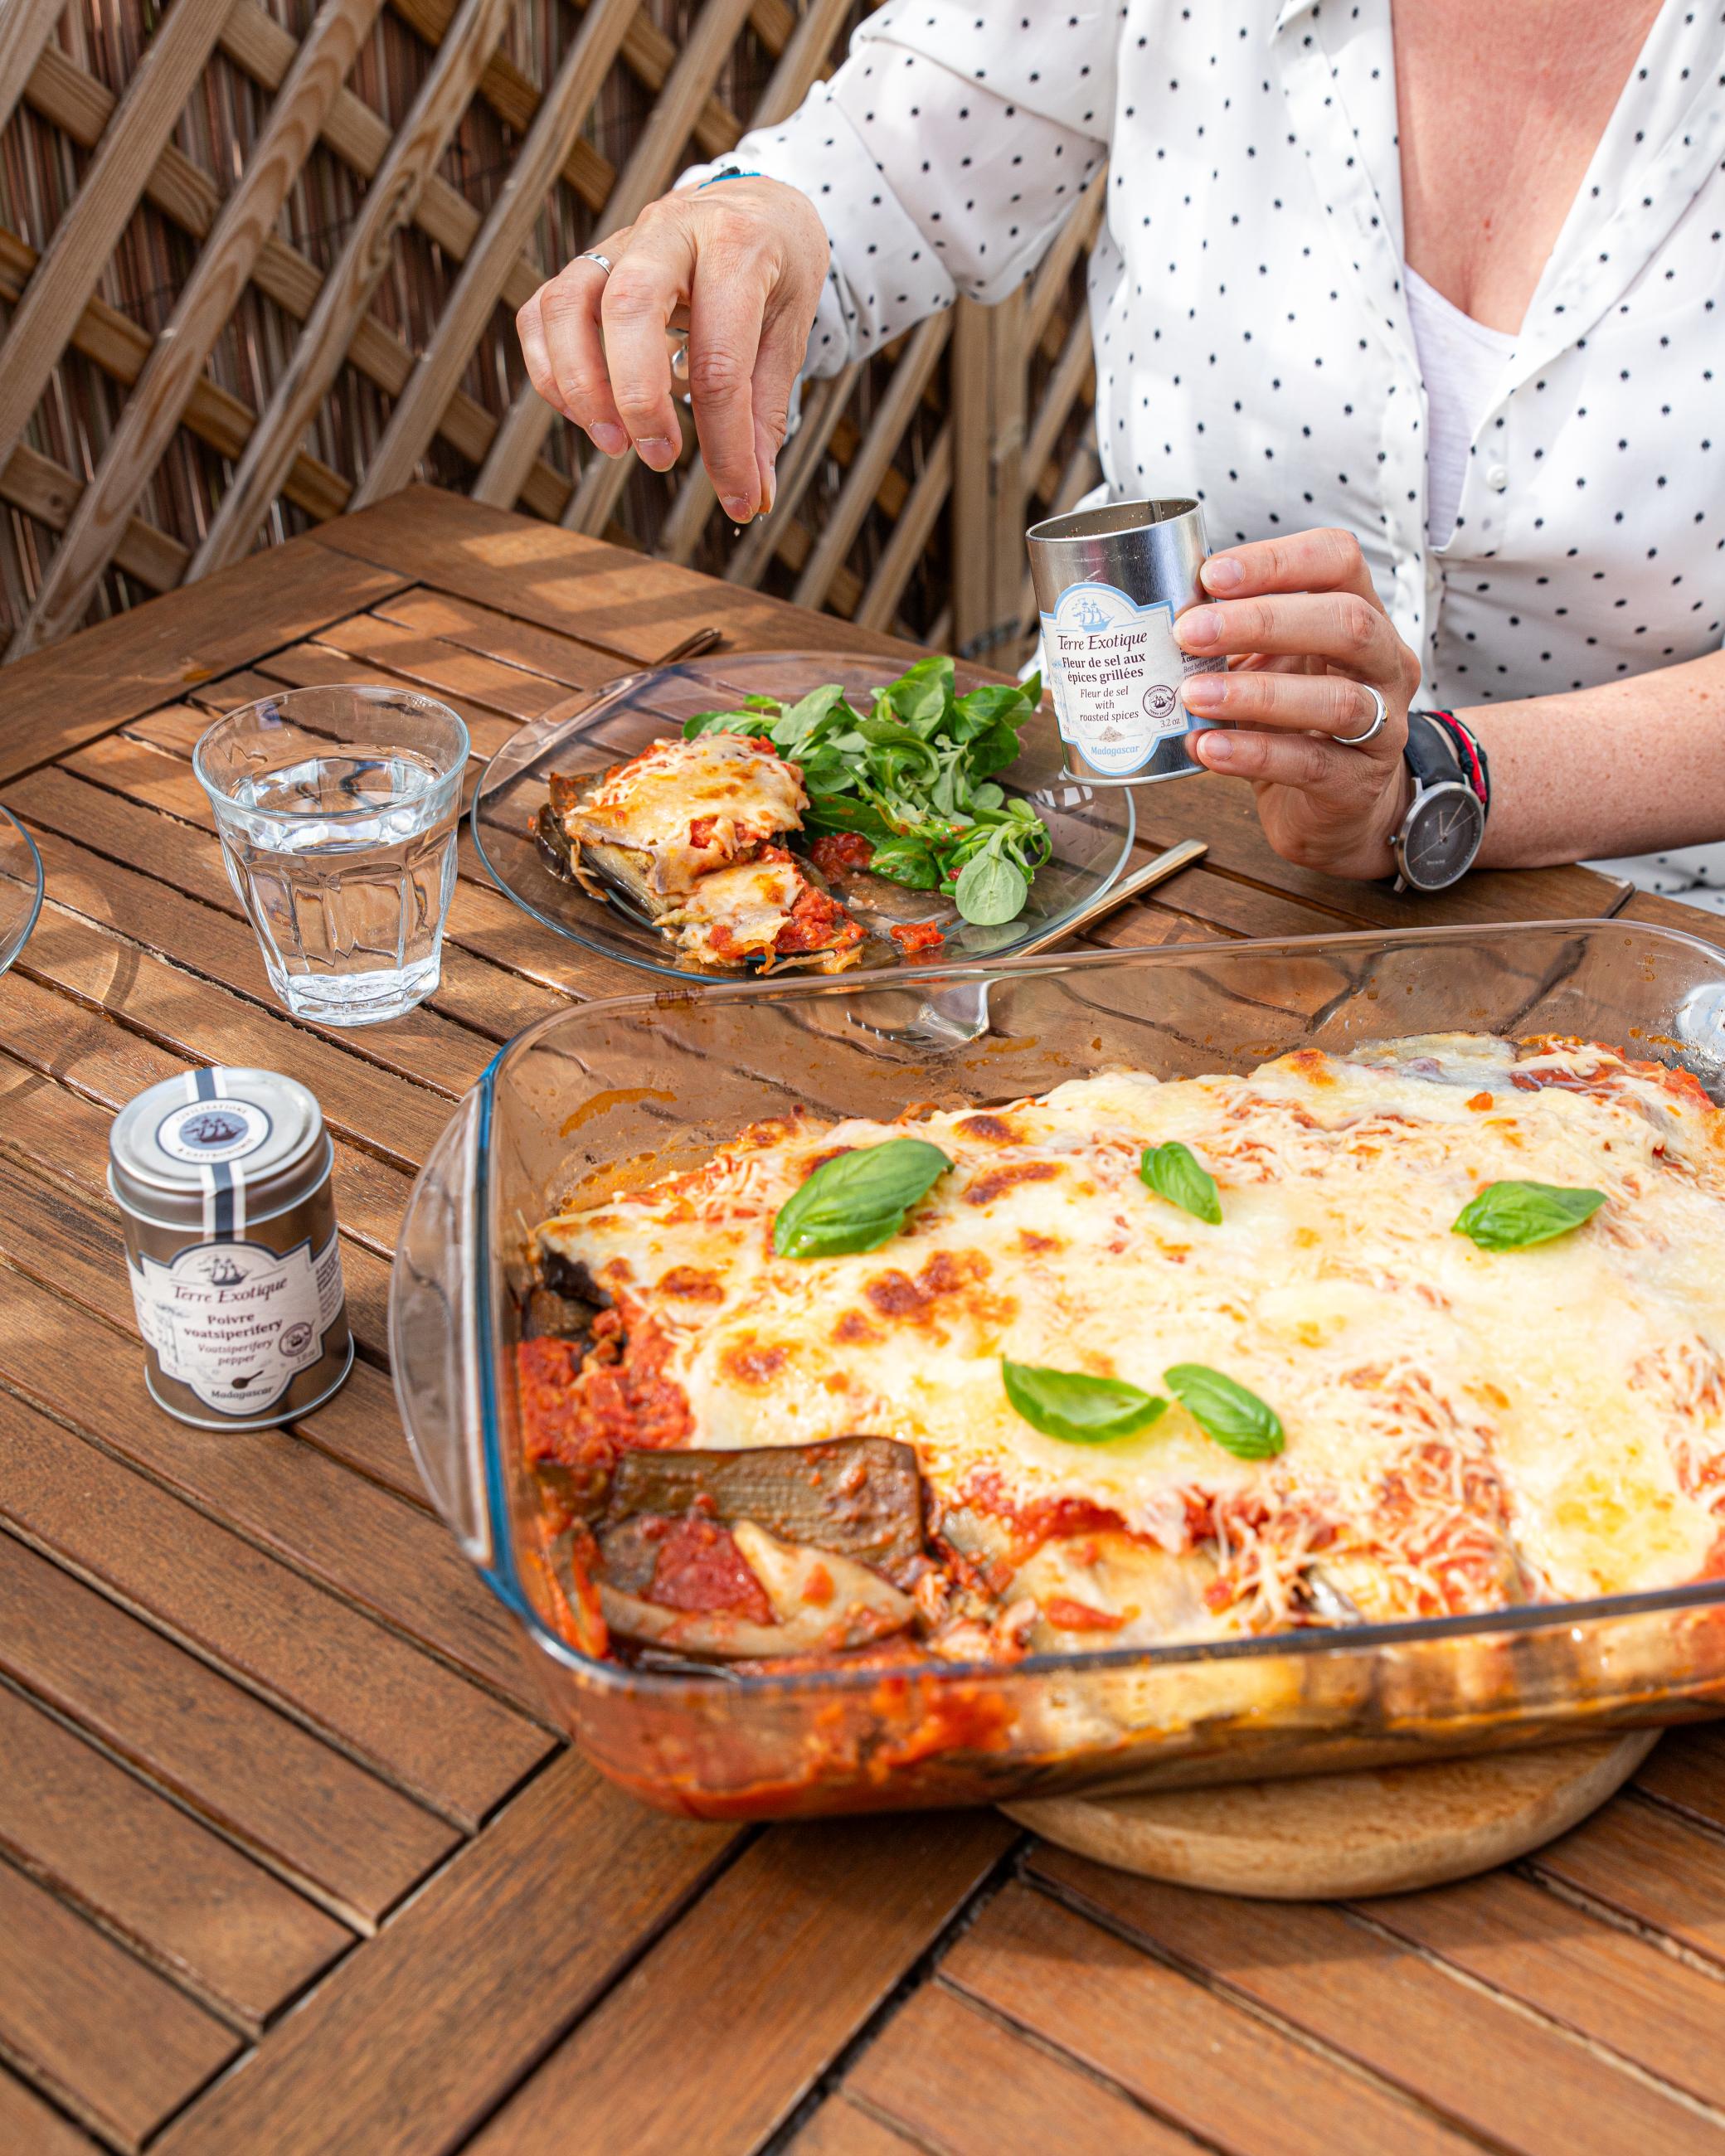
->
xmin=683 ymin=0 xmax=1725 ymax=904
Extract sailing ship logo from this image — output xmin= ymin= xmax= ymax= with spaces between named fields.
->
xmin=199 ymin=1253 xmax=249 ymax=1287
xmin=1076 ymin=595 xmax=1112 ymax=637
xmin=180 ymin=1110 xmax=249 ymax=1148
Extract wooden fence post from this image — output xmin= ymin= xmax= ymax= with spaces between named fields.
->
xmin=950 ymin=289 xmax=1027 ymax=663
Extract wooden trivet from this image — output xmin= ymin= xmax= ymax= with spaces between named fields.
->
xmin=1003 ymin=1731 xmax=1658 ymax=1900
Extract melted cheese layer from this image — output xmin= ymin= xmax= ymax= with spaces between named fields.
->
xmin=535 ymin=1036 xmax=1725 ymax=1636
xmin=565 ymin=733 xmax=806 ymax=892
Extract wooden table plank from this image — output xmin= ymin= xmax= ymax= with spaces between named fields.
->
xmin=0 ymin=969 xmax=416 ymax=1262
xmin=17 ymin=910 xmax=454 ymax=1169
xmin=1359 ymin=1866 xmax=1725 ymax=2117
xmin=0 ymin=1683 xmax=352 ymax=2035
xmin=0 ymin=1390 xmax=551 ymax=1828
xmin=1526 ymin=1793 xmax=1725 ymax=1969
xmin=5 ymin=768 xmax=570 ymax=1048
xmin=466 ymin=1813 xmax=1017 ymax=2156
xmin=152 ymin=1754 xmax=736 ymax=2156
xmin=370 ymin=587 xmax=634 ymax=692
xmin=0 ymin=1535 xmax=456 ymax=1928
xmin=257 ymin=637 xmax=526 ymax=760
xmin=309 ymin=487 xmax=913 ymax=666
xmin=312 ymin=612 xmax=578 ymax=722
xmin=0 ymin=2065 xmax=98 ymax=2156
xmin=0 ymin=1054 xmax=393 ymax=1364
xmin=6 ymin=485 xmax=1724 ymax=2156
xmin=1634 ymin=1721 xmax=1725 ymax=1833
xmin=1030 ymin=1847 xmax=1721 ymax=2156
xmin=0 ymin=1263 xmax=537 ymax=1713
xmin=0 ymin=1858 xmax=238 ymax=2153
xmin=0 ymin=532 xmax=407 ymax=782
xmin=943 ymin=1880 xmax=1480 ymax=2156
xmin=843 ymin=1979 xmax=1205 ymax=2156
xmin=788 ymin=2099 xmax=928 ymax=2156
xmin=18 ymin=823 xmax=500 ymax=1097
xmin=120 ymin=701 xmax=651 ymax=1002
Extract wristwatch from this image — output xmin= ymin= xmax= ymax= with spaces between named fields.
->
xmin=1391 ymin=711 xmax=1487 ymax=892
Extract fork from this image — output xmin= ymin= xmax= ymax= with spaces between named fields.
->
xmin=848 ymin=836 xmax=1208 ymax=1051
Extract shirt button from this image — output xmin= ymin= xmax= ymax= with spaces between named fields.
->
xmin=1485 ymin=464 xmax=1509 ymax=492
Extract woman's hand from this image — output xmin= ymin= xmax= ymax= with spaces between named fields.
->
xmin=1174 ymin=528 xmax=1421 ymax=879
xmin=516 ymin=177 xmax=829 ymax=523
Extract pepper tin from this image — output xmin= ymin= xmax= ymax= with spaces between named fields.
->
xmin=108 ymin=1066 xmax=352 ymax=1430
xmin=1027 ymin=496 xmax=1224 ymax=786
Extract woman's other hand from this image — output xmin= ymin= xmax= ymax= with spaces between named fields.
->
xmin=516 ymin=177 xmax=829 ymax=522
xmin=1174 ymin=529 xmax=1421 ymax=879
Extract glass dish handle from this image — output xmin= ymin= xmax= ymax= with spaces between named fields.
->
xmin=390 ymin=1087 xmax=494 ymax=1566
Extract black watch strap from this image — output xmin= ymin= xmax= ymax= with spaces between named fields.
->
xmin=1404 ymin=710 xmax=1463 ymax=789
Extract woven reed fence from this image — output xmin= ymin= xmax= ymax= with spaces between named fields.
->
xmin=0 ymin=0 xmax=1101 ymax=666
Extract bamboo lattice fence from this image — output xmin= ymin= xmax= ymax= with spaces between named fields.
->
xmin=0 ymin=0 xmax=1101 ymax=666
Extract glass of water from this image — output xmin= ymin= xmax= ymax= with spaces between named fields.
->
xmin=195 ymin=685 xmax=469 ymax=1027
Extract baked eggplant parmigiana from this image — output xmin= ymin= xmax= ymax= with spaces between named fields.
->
xmin=539 ymin=732 xmax=867 ymax=974
xmin=519 ymin=1033 xmax=1725 ymax=1669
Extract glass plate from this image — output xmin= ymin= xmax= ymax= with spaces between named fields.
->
xmin=0 ymin=804 xmax=43 ymax=976
xmin=470 ymin=650 xmax=1135 ymax=980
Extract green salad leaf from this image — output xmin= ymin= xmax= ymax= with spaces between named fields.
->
xmin=683 ymin=657 xmax=1052 ymax=925
xmin=1001 ymin=1360 xmax=1169 ymax=1445
xmin=1164 ymin=1364 xmax=1285 ymax=1460
xmin=772 ymin=1138 xmax=952 ymax=1260
xmin=1140 ymin=1141 xmax=1222 ymax=1225
xmin=1451 ymin=1180 xmax=1607 ymax=1251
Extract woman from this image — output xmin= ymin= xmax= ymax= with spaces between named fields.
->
xmin=516 ymin=0 xmax=1725 ymax=901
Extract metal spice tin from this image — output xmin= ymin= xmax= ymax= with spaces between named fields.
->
xmin=1026 ymin=496 xmax=1223 ymax=786
xmin=108 ymin=1066 xmax=352 ymax=1430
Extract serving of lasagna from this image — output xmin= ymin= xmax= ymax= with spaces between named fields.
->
xmin=538 ymin=733 xmax=867 ymax=974
xmin=518 ymin=1032 xmax=1725 ymax=1672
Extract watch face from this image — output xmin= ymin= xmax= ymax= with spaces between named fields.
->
xmin=1401 ymin=782 xmax=1485 ymax=891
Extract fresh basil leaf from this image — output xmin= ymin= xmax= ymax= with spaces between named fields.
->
xmin=1140 ymin=1141 xmax=1222 ymax=1226
xmin=1002 ymin=1359 xmax=1168 ymax=1445
xmin=1164 ymin=1364 xmax=1284 ymax=1459
xmin=1019 ymin=668 xmax=1042 ymax=707
xmin=954 ymin=848 xmax=1029 ymax=925
xmin=1451 ymin=1180 xmax=1606 ymax=1251
xmin=772 ymin=1138 xmax=952 ymax=1260
xmin=969 ymin=780 xmax=1004 ymax=810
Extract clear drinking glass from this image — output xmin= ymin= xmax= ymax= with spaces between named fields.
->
xmin=195 ymin=685 xmax=468 ymax=1027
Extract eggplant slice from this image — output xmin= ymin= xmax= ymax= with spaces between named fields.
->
xmin=605 ymin=1437 xmax=926 ymax=1584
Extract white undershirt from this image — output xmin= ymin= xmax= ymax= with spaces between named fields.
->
xmin=1403 ymin=267 xmax=1519 ymax=551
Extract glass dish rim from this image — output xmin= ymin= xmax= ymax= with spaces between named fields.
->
xmin=467 ymin=647 xmax=1138 ymax=984
xmin=464 ymin=911 xmax=1725 ymax=1697
xmin=0 ymin=803 xmax=44 ymax=974
xmin=192 ymin=682 xmax=473 ymax=814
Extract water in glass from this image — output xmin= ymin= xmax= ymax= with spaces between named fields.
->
xmin=196 ymin=686 xmax=469 ymax=1028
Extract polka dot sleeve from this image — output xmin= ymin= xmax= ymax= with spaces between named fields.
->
xmin=681 ymin=0 xmax=1114 ymax=373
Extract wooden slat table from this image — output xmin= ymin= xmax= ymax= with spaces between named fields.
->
xmin=3 ymin=484 xmax=1724 ymax=2156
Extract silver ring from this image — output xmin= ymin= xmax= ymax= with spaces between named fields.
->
xmin=1334 ymin=684 xmax=1388 ymax=747
xmin=578 ymin=250 xmax=614 ymax=276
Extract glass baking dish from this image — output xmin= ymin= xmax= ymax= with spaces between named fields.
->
xmin=391 ymin=920 xmax=1725 ymax=1819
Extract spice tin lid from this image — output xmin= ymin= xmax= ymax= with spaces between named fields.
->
xmin=109 ymin=1067 xmax=331 ymax=1234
